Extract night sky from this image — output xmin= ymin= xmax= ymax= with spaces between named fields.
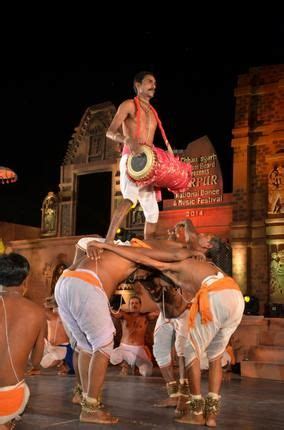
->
xmin=1 ymin=15 xmax=283 ymax=227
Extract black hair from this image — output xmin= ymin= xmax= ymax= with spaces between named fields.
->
xmin=133 ymin=71 xmax=155 ymax=94
xmin=0 ymin=253 xmax=30 ymax=286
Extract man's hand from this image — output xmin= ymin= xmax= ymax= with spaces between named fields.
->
xmin=86 ymin=241 xmax=105 ymax=260
xmin=190 ymin=251 xmax=206 ymax=261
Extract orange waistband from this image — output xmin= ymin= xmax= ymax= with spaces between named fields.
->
xmin=62 ymin=270 xmax=102 ymax=288
xmin=0 ymin=384 xmax=25 ymax=416
xmin=189 ymin=276 xmax=241 ymax=328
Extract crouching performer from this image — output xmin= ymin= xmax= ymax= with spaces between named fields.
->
xmin=111 ymin=295 xmax=158 ymax=376
xmin=0 ymin=253 xmax=46 ymax=430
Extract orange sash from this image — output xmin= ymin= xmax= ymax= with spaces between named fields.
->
xmin=188 ymin=277 xmax=241 ymax=328
xmin=62 ymin=270 xmax=102 ymax=288
xmin=0 ymin=384 xmax=25 ymax=416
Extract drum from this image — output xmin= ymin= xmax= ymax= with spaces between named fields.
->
xmin=127 ymin=145 xmax=192 ymax=193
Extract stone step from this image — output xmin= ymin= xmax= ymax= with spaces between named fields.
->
xmin=259 ymin=330 xmax=284 ymax=346
xmin=249 ymin=345 xmax=284 ymax=362
xmin=241 ymin=360 xmax=284 ymax=381
xmin=265 ymin=317 xmax=284 ymax=329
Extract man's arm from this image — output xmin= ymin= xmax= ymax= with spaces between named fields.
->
xmin=30 ymin=313 xmax=46 ymax=369
xmin=106 ymin=100 xmax=132 ymax=145
xmin=110 ymin=309 xmax=125 ymax=319
xmin=87 ymin=241 xmax=191 ymax=263
xmin=146 ymin=310 xmax=159 ymax=321
xmin=147 ymin=239 xmax=185 ymax=250
xmin=106 ymin=100 xmax=144 ymax=153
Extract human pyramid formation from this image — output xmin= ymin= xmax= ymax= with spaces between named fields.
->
xmin=0 ymin=71 xmax=244 ymax=429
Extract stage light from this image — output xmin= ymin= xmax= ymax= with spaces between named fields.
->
xmin=243 ymin=295 xmax=259 ymax=315
xmin=116 ymin=228 xmax=121 ymax=234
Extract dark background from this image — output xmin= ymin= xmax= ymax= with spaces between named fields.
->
xmin=1 ymin=12 xmax=283 ymax=227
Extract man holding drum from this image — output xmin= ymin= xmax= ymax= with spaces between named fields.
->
xmin=106 ymin=71 xmax=173 ymax=242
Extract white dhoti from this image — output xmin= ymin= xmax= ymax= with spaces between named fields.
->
xmin=153 ymin=308 xmax=189 ymax=367
xmin=110 ymin=342 xmax=153 ymax=376
xmin=184 ymin=273 xmax=244 ymax=367
xmin=54 ymin=269 xmax=115 ymax=355
xmin=40 ymin=339 xmax=68 ymax=368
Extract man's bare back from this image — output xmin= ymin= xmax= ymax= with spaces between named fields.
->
xmin=76 ymin=250 xmax=137 ymax=298
xmin=0 ymin=292 xmax=46 ymax=386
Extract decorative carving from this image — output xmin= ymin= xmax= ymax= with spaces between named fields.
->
xmin=131 ymin=204 xmax=145 ymax=226
xmin=41 ymin=192 xmax=58 ymax=237
xmin=268 ymin=163 xmax=284 ymax=214
xmin=88 ymin=122 xmax=105 ymax=160
xmin=63 ymin=103 xmax=115 ymax=165
xmin=270 ymin=249 xmax=284 ymax=297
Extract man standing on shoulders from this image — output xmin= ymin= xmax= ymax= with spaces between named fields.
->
xmin=106 ymin=71 xmax=172 ymax=242
xmin=0 ymin=253 xmax=46 ymax=429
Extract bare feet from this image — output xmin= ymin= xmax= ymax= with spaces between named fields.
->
xmin=174 ymin=396 xmax=188 ymax=418
xmin=57 ymin=362 xmax=69 ymax=376
xmin=205 ymin=395 xmax=220 ymax=427
xmin=154 ymin=397 xmax=178 ymax=408
xmin=80 ymin=409 xmax=118 ymax=424
xmin=25 ymin=367 xmax=41 ymax=376
xmin=72 ymin=392 xmax=81 ymax=405
xmin=206 ymin=414 xmax=217 ymax=427
xmin=0 ymin=420 xmax=17 ymax=429
xmin=119 ymin=363 xmax=128 ymax=376
xmin=72 ymin=384 xmax=82 ymax=405
xmin=175 ymin=412 xmax=205 ymax=425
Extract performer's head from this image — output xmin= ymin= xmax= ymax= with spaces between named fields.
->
xmin=0 ymin=252 xmax=30 ymax=287
xmin=129 ymin=295 xmax=142 ymax=312
xmin=133 ymin=71 xmax=156 ymax=99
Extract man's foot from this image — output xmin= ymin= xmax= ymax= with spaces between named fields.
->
xmin=174 ymin=396 xmax=189 ymax=418
xmin=206 ymin=414 xmax=217 ymax=427
xmin=205 ymin=395 xmax=220 ymax=427
xmin=119 ymin=363 xmax=128 ymax=376
xmin=72 ymin=384 xmax=83 ymax=405
xmin=57 ymin=362 xmax=69 ymax=376
xmin=80 ymin=409 xmax=118 ymax=424
xmin=153 ymin=397 xmax=178 ymax=408
xmin=0 ymin=420 xmax=17 ymax=429
xmin=175 ymin=412 xmax=205 ymax=425
xmin=25 ymin=368 xmax=41 ymax=376
xmin=72 ymin=392 xmax=81 ymax=405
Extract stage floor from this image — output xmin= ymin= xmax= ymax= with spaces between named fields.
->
xmin=16 ymin=366 xmax=284 ymax=429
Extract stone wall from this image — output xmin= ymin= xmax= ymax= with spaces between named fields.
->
xmin=231 ymin=64 xmax=284 ymax=310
